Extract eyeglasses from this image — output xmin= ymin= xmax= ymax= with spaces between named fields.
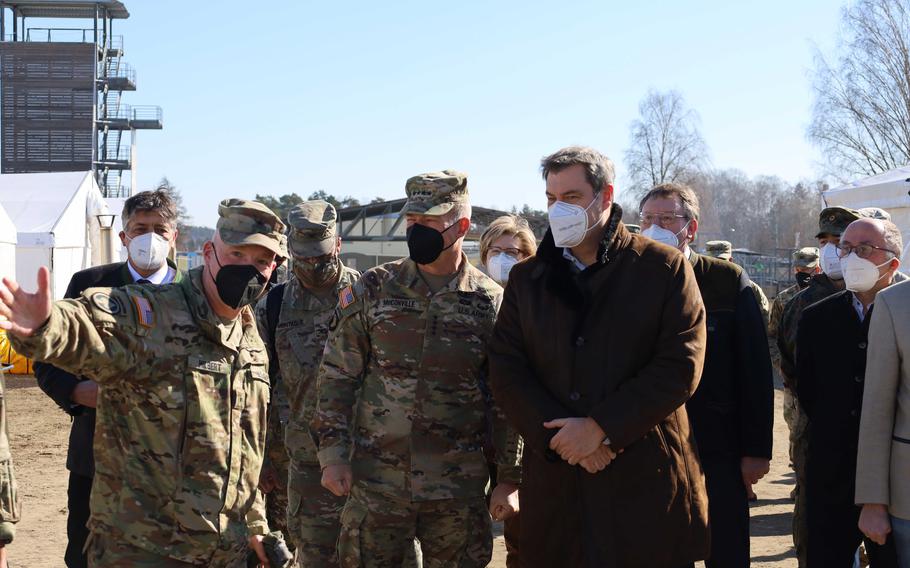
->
xmin=835 ymin=243 xmax=898 ymax=259
xmin=488 ymin=247 xmax=523 ymax=259
xmin=639 ymin=212 xmax=688 ymax=227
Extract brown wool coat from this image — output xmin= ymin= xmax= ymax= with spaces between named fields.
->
xmin=489 ymin=206 xmax=710 ymax=568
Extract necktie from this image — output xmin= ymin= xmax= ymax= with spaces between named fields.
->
xmin=136 ymin=279 xmax=151 ymax=285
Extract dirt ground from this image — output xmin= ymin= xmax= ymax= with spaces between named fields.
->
xmin=4 ymin=377 xmax=797 ymax=567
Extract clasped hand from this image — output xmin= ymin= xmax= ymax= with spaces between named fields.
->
xmin=543 ymin=417 xmax=618 ymax=473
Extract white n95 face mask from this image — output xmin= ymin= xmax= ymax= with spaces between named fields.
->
xmin=820 ymin=242 xmax=843 ymax=279
xmin=841 ymin=252 xmax=891 ymax=292
xmin=548 ymin=198 xmax=599 ymax=248
xmin=641 ymin=222 xmax=689 ymax=249
xmin=127 ymin=232 xmax=171 ymax=271
xmin=486 ymin=253 xmax=519 ymax=284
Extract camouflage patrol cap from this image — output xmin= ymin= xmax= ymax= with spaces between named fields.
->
xmin=287 ymin=200 xmax=337 ymax=258
xmin=859 ymin=207 xmax=891 ymax=221
xmin=626 ymin=223 xmax=641 ymax=234
xmin=401 ymin=170 xmax=469 ymax=216
xmin=705 ymin=240 xmax=733 ymax=260
xmin=816 ymin=206 xmax=861 ymax=238
xmin=793 ymin=246 xmax=819 ymax=269
xmin=217 ymin=198 xmax=288 ymax=258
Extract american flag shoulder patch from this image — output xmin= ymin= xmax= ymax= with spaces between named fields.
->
xmin=339 ymin=285 xmax=356 ymax=309
xmin=131 ymin=295 xmax=155 ymax=328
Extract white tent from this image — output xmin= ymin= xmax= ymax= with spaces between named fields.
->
xmin=0 ymin=203 xmax=16 ymax=281
xmin=823 ymin=166 xmax=910 ymax=257
xmin=0 ymin=172 xmax=111 ymax=299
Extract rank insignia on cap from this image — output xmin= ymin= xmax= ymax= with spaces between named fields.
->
xmin=339 ymin=286 xmax=355 ymax=309
xmin=131 ymin=296 xmax=155 ymax=328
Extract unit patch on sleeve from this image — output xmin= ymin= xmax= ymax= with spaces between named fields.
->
xmin=131 ymin=295 xmax=155 ymax=328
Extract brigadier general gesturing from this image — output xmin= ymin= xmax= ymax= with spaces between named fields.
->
xmin=0 ymin=199 xmax=287 ymax=567
xmin=312 ymin=170 xmax=516 ymax=567
xmin=488 ymin=146 xmax=710 ymax=568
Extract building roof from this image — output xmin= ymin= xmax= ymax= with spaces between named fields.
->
xmin=0 ymin=0 xmax=128 ymax=19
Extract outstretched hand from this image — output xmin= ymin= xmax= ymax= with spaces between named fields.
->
xmin=0 ymin=267 xmax=52 ymax=337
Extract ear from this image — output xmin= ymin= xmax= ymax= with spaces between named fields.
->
xmin=457 ymin=217 xmax=471 ymax=237
xmin=687 ymin=218 xmax=699 ymax=241
xmin=335 ymin=237 xmax=342 ymax=255
xmin=118 ymin=231 xmax=129 ymax=248
xmin=601 ymin=184 xmax=614 ymax=210
xmin=171 ymin=228 xmax=180 ymax=245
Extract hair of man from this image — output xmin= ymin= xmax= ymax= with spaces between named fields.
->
xmin=638 ymin=182 xmax=701 ymax=221
xmin=121 ymin=189 xmax=179 ymax=231
xmin=540 ymin=146 xmax=615 ymax=194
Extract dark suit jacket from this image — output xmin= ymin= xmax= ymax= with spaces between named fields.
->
xmin=797 ymin=290 xmax=871 ymax=505
xmin=34 ymin=260 xmax=179 ymax=477
xmin=687 ymin=253 xmax=774 ymax=460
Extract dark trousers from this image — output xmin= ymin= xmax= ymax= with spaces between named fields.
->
xmin=65 ymin=472 xmax=92 ymax=568
xmin=807 ymin=498 xmax=898 ymax=568
xmin=703 ymin=456 xmax=750 ymax=568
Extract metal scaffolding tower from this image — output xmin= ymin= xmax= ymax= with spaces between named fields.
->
xmin=0 ymin=0 xmax=162 ymax=197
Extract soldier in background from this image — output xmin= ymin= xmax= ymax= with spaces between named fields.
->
xmin=768 ymin=247 xmax=819 ymax=497
xmin=704 ymin=240 xmax=771 ymax=326
xmin=0 ymin=365 xmax=19 ymax=568
xmin=0 ymin=199 xmax=286 ymax=566
xmin=313 ymin=170 xmax=514 ymax=567
xmin=256 ymin=200 xmax=361 ymax=566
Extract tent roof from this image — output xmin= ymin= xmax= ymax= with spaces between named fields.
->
xmin=824 ymin=166 xmax=910 ymax=209
xmin=0 ymin=171 xmax=92 ymax=234
xmin=0 ymin=202 xmax=15 ymax=244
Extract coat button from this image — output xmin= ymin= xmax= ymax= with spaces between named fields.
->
xmin=575 ymin=337 xmax=585 ymax=347
xmin=851 ymin=409 xmax=858 ymax=417
xmin=858 ymin=342 xmax=867 ymax=349
xmin=855 ymin=376 xmax=863 ymax=383
xmin=569 ymin=392 xmax=581 ymax=401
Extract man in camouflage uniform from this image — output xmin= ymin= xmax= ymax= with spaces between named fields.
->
xmin=313 ymin=171 xmax=516 ymax=567
xmin=705 ymin=239 xmax=771 ymax=326
xmin=0 ymin=366 xmax=19 ymax=568
xmin=768 ymin=247 xmax=819 ymax=491
xmin=0 ymin=199 xmax=287 ymax=567
xmin=255 ymin=200 xmax=360 ymax=566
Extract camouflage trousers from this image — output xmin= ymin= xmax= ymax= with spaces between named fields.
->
xmin=784 ymin=388 xmax=809 ymax=568
xmin=265 ymin=436 xmax=291 ymax=544
xmin=287 ymin=461 xmax=345 ymax=567
xmin=85 ymin=531 xmax=247 ymax=568
xmin=339 ymin=486 xmax=491 ymax=568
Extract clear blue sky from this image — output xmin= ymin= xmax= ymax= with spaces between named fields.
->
xmin=111 ymin=0 xmax=843 ymax=228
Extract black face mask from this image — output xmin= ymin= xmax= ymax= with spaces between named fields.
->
xmin=795 ymin=271 xmax=813 ymax=289
xmin=209 ymin=249 xmax=269 ymax=309
xmin=407 ymin=222 xmax=457 ymax=265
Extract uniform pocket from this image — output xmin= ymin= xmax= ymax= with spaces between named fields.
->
xmin=0 ymin=458 xmax=19 ymax=523
xmin=338 ymin=499 xmax=368 ymax=567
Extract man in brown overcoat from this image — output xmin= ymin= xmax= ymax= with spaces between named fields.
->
xmin=488 ymin=146 xmax=710 ymax=568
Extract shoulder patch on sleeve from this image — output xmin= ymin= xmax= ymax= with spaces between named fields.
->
xmin=339 ymin=285 xmax=356 ymax=309
xmin=90 ymin=291 xmax=125 ymax=316
xmin=130 ymin=295 xmax=156 ymax=328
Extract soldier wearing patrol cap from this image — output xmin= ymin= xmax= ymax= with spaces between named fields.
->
xmin=0 ymin=198 xmax=287 ymax=567
xmin=255 ymin=200 xmax=361 ymax=566
xmin=704 ymin=240 xmax=771 ymax=327
xmin=313 ymin=170 xmax=517 ymax=567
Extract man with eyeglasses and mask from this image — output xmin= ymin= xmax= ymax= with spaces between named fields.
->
xmin=34 ymin=188 xmax=183 ymax=568
xmin=796 ymin=218 xmax=902 ymax=567
xmin=639 ymin=183 xmax=773 ymax=568
xmin=776 ymin=206 xmax=908 ymax=566
xmin=254 ymin=200 xmax=360 ymax=565
xmin=489 ymin=148 xmax=710 ymax=568
xmin=313 ymin=171 xmax=513 ymax=567
xmin=0 ymin=198 xmax=286 ymax=566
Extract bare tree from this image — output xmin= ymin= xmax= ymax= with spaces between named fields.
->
xmin=624 ymin=89 xmax=709 ymax=198
xmin=808 ymin=0 xmax=910 ymax=179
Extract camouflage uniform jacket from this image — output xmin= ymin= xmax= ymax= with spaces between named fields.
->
xmin=768 ymin=282 xmax=801 ymax=371
xmin=10 ymin=266 xmax=270 ymax=563
xmin=255 ymin=265 xmax=361 ymax=466
xmin=312 ymin=255 xmax=516 ymax=501
xmin=0 ymin=373 xmax=19 ymax=526
xmin=749 ymin=280 xmax=770 ymax=327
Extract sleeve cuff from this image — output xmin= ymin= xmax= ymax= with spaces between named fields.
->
xmin=496 ymin=465 xmax=522 ymax=486
xmin=316 ymin=445 xmax=350 ymax=468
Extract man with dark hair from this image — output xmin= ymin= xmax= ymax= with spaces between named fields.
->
xmin=489 ymin=147 xmax=709 ymax=567
xmin=34 ymin=189 xmax=181 ymax=568
xmin=640 ymin=182 xmax=773 ymax=568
